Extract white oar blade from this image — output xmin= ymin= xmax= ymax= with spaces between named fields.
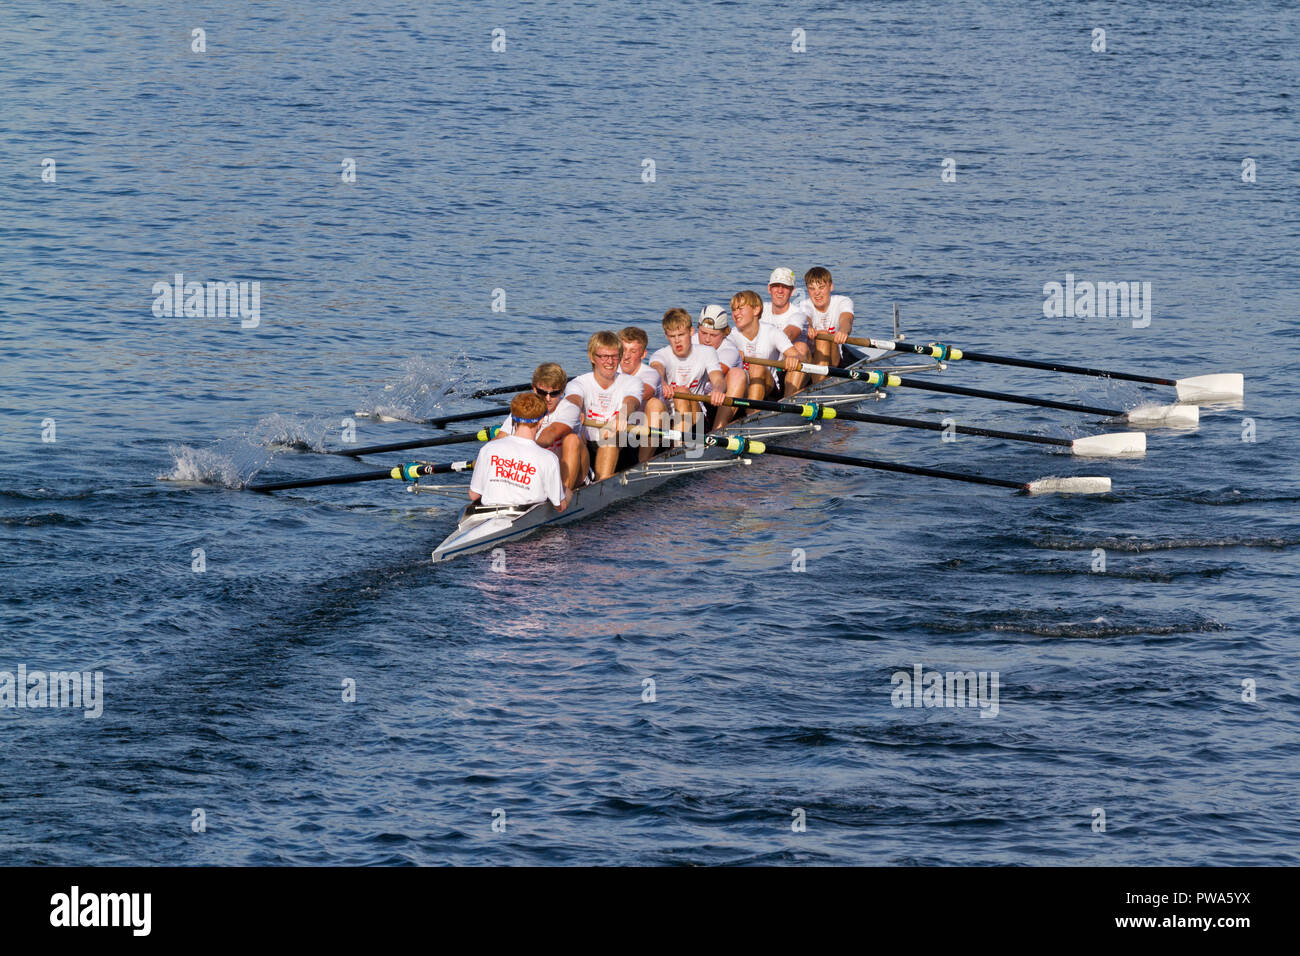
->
xmin=1026 ymin=476 xmax=1112 ymax=495
xmin=1175 ymin=373 xmax=1243 ymax=403
xmin=1069 ymin=431 xmax=1146 ymax=457
xmin=1126 ymin=403 xmax=1199 ymax=428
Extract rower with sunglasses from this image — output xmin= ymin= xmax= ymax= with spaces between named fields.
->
xmin=494 ymin=362 xmax=585 ymax=492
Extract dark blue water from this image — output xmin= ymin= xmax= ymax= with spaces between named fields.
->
xmin=2 ymin=0 xmax=1297 ymax=864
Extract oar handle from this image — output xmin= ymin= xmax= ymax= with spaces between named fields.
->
xmin=814 ymin=332 xmax=881 ymax=348
xmin=673 ymin=391 xmax=733 ymax=406
xmin=743 ymin=356 xmax=784 ymax=369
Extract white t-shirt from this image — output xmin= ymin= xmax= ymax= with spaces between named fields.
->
xmin=728 ymin=324 xmax=796 ymax=364
xmin=564 ymin=371 xmax=643 ymax=440
xmin=469 ymin=434 xmax=565 ymax=507
xmin=498 ymin=399 xmax=582 ymax=452
xmin=762 ymin=300 xmax=808 ymax=337
xmin=803 ymin=294 xmax=855 ymax=334
xmin=692 ymin=331 xmax=742 ymax=370
xmin=650 ymin=344 xmax=723 ymax=393
xmin=629 ymin=361 xmax=662 ymax=400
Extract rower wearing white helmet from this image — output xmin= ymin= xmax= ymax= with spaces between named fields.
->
xmin=694 ymin=305 xmax=749 ymax=419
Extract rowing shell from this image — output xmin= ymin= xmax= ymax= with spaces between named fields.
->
xmin=429 ymin=345 xmax=925 ymax=563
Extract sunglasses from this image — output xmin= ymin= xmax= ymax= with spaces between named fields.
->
xmin=533 ymin=386 xmax=565 ymax=398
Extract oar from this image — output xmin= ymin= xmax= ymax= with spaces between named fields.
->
xmin=816 ymin=333 xmax=1242 ymax=403
xmin=704 ymin=436 xmax=1110 ymax=496
xmin=354 ymin=405 xmax=510 ymax=428
xmin=675 ymin=393 xmax=1145 ymax=457
xmin=247 ymin=459 xmax=472 ymax=493
xmin=420 ymin=405 xmax=511 ymax=429
xmin=744 ymin=356 xmax=1197 ymax=427
xmin=330 ymin=426 xmax=501 ymax=458
xmin=469 ymin=382 xmax=531 ymax=399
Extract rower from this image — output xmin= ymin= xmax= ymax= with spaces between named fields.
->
xmin=469 ymin=392 xmax=568 ymax=512
xmin=761 ymin=267 xmax=812 ymax=363
xmin=493 ymin=362 xmax=584 ymax=491
xmin=727 ymin=289 xmax=805 ymax=398
xmin=694 ymin=305 xmax=749 ymax=419
xmin=650 ymin=307 xmax=732 ymax=431
xmin=564 ymin=330 xmax=643 ymax=481
xmin=618 ymin=326 xmax=669 ymax=462
xmin=802 ymin=266 xmax=855 ymax=376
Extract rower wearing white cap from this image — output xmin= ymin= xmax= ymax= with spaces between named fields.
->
xmin=762 ymin=267 xmax=812 ymax=364
xmin=694 ymin=305 xmax=749 ymax=415
xmin=728 ymin=289 xmax=806 ymax=398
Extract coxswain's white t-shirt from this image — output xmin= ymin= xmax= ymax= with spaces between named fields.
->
xmin=728 ymin=324 xmax=796 ymax=365
xmin=803 ymin=294 xmax=854 ymax=334
xmin=469 ymin=434 xmax=565 ymax=507
xmin=692 ymin=331 xmax=742 ymax=370
xmin=498 ymin=399 xmax=582 ymax=452
xmin=564 ymin=371 xmax=643 ymax=441
xmin=650 ymin=344 xmax=723 ymax=394
xmin=762 ymin=300 xmax=808 ymax=337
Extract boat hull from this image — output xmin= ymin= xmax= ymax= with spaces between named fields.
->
xmin=431 ymin=346 xmax=901 ymax=563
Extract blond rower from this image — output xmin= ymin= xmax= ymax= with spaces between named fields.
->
xmin=564 ymin=330 xmax=643 ymax=481
xmin=727 ymin=289 xmax=805 ymax=398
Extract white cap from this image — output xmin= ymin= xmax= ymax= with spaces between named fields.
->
xmin=698 ymin=304 xmax=730 ymax=330
xmin=768 ymin=267 xmax=796 ymax=287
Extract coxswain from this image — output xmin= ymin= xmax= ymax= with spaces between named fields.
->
xmin=469 ymin=392 xmax=568 ymax=511
xmin=494 ymin=362 xmax=584 ymax=491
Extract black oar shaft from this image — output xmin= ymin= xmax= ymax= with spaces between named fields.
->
xmin=820 ymin=334 xmax=1176 ymax=387
xmin=835 ymin=409 xmax=1072 ymax=448
xmin=423 ymin=405 xmax=510 ymax=429
xmin=247 ymin=460 xmax=468 ymax=493
xmin=889 ymin=376 xmax=1122 ymax=417
xmin=957 ymin=350 xmax=1176 ymax=386
xmin=331 ymin=429 xmax=487 ymax=457
xmin=470 ymin=382 xmax=531 ymax=399
xmin=698 ymin=391 xmax=1074 ymax=448
xmin=725 ymin=440 xmax=1026 ymax=490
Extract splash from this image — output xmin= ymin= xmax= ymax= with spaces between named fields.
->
xmin=249 ymin=413 xmax=332 ymax=453
xmin=163 ymin=438 xmax=270 ymax=489
xmin=354 ymin=352 xmax=497 ymax=422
